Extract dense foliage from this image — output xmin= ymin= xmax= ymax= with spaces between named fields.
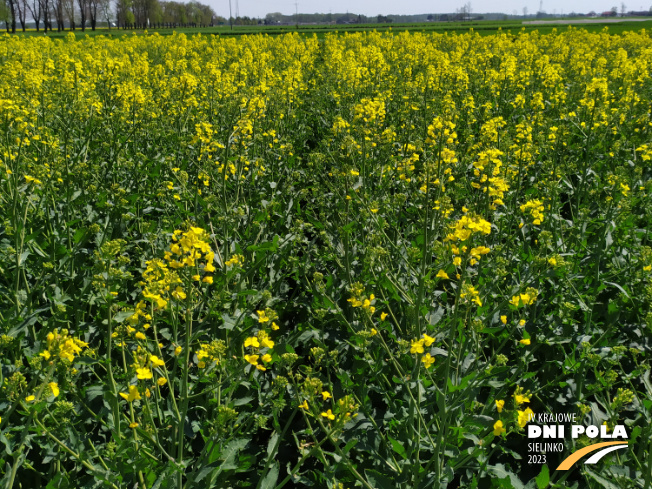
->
xmin=1 ymin=28 xmax=652 ymax=488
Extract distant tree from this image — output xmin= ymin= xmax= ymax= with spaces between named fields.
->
xmin=99 ymin=0 xmax=111 ymax=27
xmin=6 ymin=0 xmax=16 ymax=32
xmin=63 ymin=0 xmax=76 ymax=29
xmin=523 ymin=6 xmax=528 ymax=17
xmin=88 ymin=0 xmax=100 ymax=29
xmin=38 ymin=0 xmax=52 ymax=32
xmin=461 ymin=1 xmax=472 ymax=20
xmin=25 ymin=0 xmax=41 ymax=29
xmin=620 ymin=2 xmax=626 ymax=16
xmin=39 ymin=0 xmax=51 ymax=30
xmin=0 ymin=1 xmax=9 ymax=31
xmin=54 ymin=0 xmax=64 ymax=29
xmin=265 ymin=11 xmax=281 ymax=23
xmin=77 ymin=0 xmax=87 ymax=29
xmin=115 ymin=0 xmax=131 ymax=26
xmin=16 ymin=0 xmax=26 ymax=30
xmin=610 ymin=6 xmax=618 ymax=16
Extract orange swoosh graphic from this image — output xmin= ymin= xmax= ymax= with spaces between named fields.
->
xmin=556 ymin=441 xmax=628 ymax=471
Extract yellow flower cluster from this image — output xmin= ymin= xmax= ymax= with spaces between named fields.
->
xmin=39 ymin=329 xmax=89 ymax=363
xmin=445 ymin=215 xmax=492 ymax=242
xmin=348 ymin=284 xmax=376 ymax=315
xmin=471 ymin=148 xmax=510 ymax=208
xmin=301 ymin=394 xmax=359 ymax=425
xmin=520 ymin=200 xmax=545 ymax=226
xmin=509 ymin=288 xmax=539 ymax=307
xmin=118 ymin=347 xmax=168 ymax=402
xmin=409 ymin=334 xmax=436 ymax=369
xmin=196 ymin=340 xmax=226 ymax=369
xmin=493 ymin=387 xmax=535 ymax=437
xmin=166 ymin=227 xmax=215 ymax=275
xmin=225 ymin=254 xmax=245 ymax=268
xmin=460 ymin=283 xmax=483 ymax=307
xmin=139 ymin=227 xmax=214 ymax=310
xmin=244 ymin=330 xmax=275 ymax=371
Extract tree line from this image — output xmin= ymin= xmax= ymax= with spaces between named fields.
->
xmin=115 ymin=0 xmax=221 ymax=29
xmin=0 ymin=0 xmax=220 ymax=32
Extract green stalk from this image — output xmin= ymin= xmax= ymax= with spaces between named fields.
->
xmin=33 ymin=417 xmax=120 ymax=489
xmin=106 ymin=302 xmax=122 ymax=442
xmin=176 ymin=305 xmax=193 ymax=488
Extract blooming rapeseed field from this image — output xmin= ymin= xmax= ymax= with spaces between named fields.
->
xmin=1 ymin=27 xmax=652 ymax=487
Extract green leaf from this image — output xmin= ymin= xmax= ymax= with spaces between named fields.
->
xmin=233 ymin=396 xmax=253 ymax=406
xmin=267 ymin=432 xmax=279 ymax=458
xmin=535 ymin=465 xmax=549 ymax=489
xmin=85 ymin=385 xmax=104 ymax=401
xmin=642 ymin=370 xmax=652 ymax=397
xmin=220 ymin=438 xmax=249 ymax=471
xmin=150 ymin=464 xmax=175 ymax=489
xmin=388 ymin=436 xmax=406 ymax=459
xmin=221 ymin=314 xmax=236 ymax=330
xmin=364 ymin=468 xmax=393 ymax=489
xmin=488 ymin=464 xmax=525 ymax=489
xmin=260 ymin=462 xmax=279 ymax=489
xmin=44 ymin=473 xmax=66 ymax=488
xmin=113 ymin=311 xmax=134 ymax=323
xmin=603 ymin=281 xmax=630 ymax=300
xmin=584 ymin=467 xmax=620 ymax=489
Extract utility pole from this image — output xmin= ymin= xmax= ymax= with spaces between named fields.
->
xmin=295 ymin=1 xmax=298 ymax=28
xmin=229 ymin=0 xmax=233 ymax=30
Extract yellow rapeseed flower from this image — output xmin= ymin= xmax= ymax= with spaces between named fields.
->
xmin=150 ymin=355 xmax=165 ymax=368
xmin=321 ymin=409 xmax=335 ymax=420
xmin=244 ymin=354 xmax=259 ymax=366
xmin=517 ymin=408 xmax=535 ymax=428
xmin=493 ymin=420 xmax=506 ymax=436
xmin=120 ymin=385 xmax=141 ymax=403
xmin=421 ymin=353 xmax=435 ymax=369
xmin=136 ymin=368 xmax=153 ymax=380
xmin=410 ymin=339 xmax=425 ymax=354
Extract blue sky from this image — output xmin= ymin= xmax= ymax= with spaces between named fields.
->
xmin=210 ymin=0 xmax=651 ymax=18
